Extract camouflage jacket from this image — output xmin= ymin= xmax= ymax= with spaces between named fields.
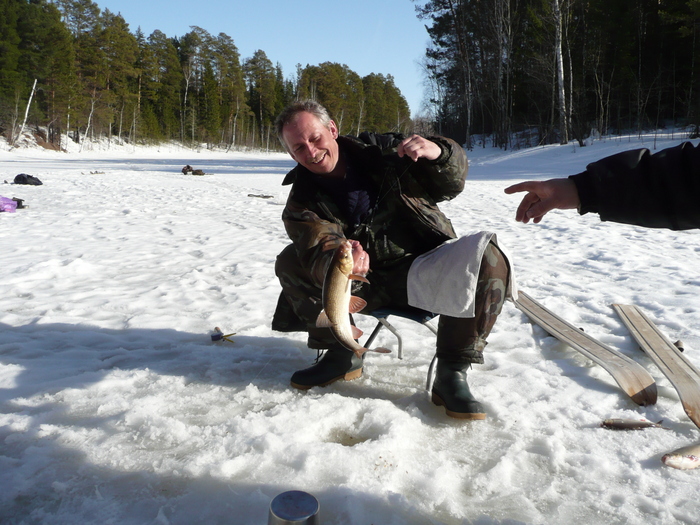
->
xmin=280 ymin=132 xmax=468 ymax=287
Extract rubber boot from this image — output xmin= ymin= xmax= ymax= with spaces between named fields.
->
xmin=291 ymin=346 xmax=364 ymax=390
xmin=431 ymin=359 xmax=486 ymax=420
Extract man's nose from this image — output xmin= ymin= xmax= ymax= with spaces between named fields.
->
xmin=303 ymin=143 xmax=317 ymax=159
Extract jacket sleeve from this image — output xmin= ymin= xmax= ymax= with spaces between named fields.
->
xmin=570 ymin=141 xmax=700 ymax=230
xmin=281 ymin=194 xmax=345 ymax=287
xmin=417 ymin=136 xmax=468 ymax=201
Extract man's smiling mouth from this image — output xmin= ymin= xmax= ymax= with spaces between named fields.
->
xmin=310 ymin=152 xmax=326 ymax=164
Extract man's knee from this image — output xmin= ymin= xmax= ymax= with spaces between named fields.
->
xmin=480 ymin=242 xmax=509 ymax=283
xmin=275 ymin=244 xmax=299 ymax=279
xmin=471 ymin=243 xmax=510 ymax=339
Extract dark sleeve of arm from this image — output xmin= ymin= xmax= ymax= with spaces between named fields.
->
xmin=569 ymin=142 xmax=700 ymax=230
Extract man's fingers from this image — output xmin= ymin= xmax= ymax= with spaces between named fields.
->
xmin=398 ymin=140 xmax=420 ymax=161
xmin=504 ymin=181 xmax=538 ymax=194
xmin=350 ymin=240 xmax=370 ymax=275
xmin=514 ymin=192 xmax=540 ymax=222
xmin=398 ymin=135 xmax=441 ymax=161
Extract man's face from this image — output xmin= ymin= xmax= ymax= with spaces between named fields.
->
xmin=282 ymin=111 xmax=340 ymax=175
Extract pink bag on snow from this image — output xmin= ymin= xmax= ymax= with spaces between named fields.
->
xmin=1 ymin=196 xmax=17 ymax=213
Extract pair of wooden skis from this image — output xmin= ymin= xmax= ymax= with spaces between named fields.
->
xmin=515 ymin=291 xmax=700 ymax=429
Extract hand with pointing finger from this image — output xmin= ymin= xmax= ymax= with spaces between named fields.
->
xmin=504 ymin=178 xmax=581 ymax=224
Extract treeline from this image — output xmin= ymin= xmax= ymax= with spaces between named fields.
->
xmin=0 ymin=0 xmax=411 ymax=150
xmin=417 ymin=0 xmax=700 ymax=148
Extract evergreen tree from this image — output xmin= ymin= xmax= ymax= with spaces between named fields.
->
xmin=0 ymin=0 xmax=22 ymax=137
xmin=201 ymin=60 xmax=220 ymax=144
xmin=100 ymin=9 xmax=138 ymax=142
xmin=19 ymin=0 xmax=76 ymax=145
xmin=297 ymin=62 xmax=364 ymax=134
xmin=244 ymin=49 xmax=277 ymax=148
xmin=147 ymin=30 xmax=181 ymax=139
xmin=212 ymin=32 xmax=248 ymax=147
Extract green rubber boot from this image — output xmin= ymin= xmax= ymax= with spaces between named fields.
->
xmin=431 ymin=359 xmax=486 ymax=419
xmin=291 ymin=347 xmax=364 ymax=390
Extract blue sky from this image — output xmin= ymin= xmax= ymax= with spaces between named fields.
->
xmin=93 ymin=0 xmax=432 ymax=116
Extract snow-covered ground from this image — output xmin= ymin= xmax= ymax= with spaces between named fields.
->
xmin=1 ymin=132 xmax=699 ymax=525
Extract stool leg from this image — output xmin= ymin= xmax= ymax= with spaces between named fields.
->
xmin=426 ymin=354 xmax=438 ymax=391
xmin=363 ymin=321 xmax=384 ymax=349
xmin=422 ymin=319 xmax=438 ymax=336
xmin=379 ymin=318 xmax=403 ymax=359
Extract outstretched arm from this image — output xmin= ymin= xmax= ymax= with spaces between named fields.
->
xmin=504 ymin=178 xmax=581 ymax=224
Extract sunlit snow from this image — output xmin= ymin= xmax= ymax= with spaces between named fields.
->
xmin=1 ymin=132 xmax=699 ymax=524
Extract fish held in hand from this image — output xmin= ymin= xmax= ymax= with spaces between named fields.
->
xmin=662 ymin=442 xmax=700 ymax=470
xmin=601 ymin=418 xmax=668 ymax=430
xmin=316 ymin=240 xmax=391 ymax=358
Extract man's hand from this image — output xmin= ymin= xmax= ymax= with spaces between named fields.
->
xmin=504 ymin=178 xmax=581 ymax=224
xmin=397 ymin=135 xmax=441 ymax=162
xmin=349 ymin=240 xmax=370 ymax=276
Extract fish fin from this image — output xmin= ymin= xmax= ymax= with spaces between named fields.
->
xmin=353 ymin=346 xmax=391 ymax=358
xmin=316 ymin=311 xmax=332 ymax=328
xmin=348 ymin=296 xmax=367 ymax=313
xmin=351 ymin=325 xmax=364 ymax=339
xmin=350 ymin=274 xmax=370 ymax=283
xmin=352 ymin=346 xmax=391 ymax=358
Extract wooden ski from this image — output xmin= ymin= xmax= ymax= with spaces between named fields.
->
xmin=515 ymin=291 xmax=657 ymax=406
xmin=613 ymin=304 xmax=700 ymax=429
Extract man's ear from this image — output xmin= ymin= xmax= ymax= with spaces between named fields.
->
xmin=329 ymin=120 xmax=339 ymax=139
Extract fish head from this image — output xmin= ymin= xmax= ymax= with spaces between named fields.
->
xmin=333 ymin=240 xmax=355 ymax=276
xmin=662 ymin=453 xmax=700 ymax=470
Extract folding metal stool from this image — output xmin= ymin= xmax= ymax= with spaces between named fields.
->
xmin=362 ymin=306 xmax=439 ymax=390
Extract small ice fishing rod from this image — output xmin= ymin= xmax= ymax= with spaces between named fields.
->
xmin=211 ymin=327 xmax=236 ymax=343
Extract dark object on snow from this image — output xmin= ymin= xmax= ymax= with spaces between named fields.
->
xmin=14 ymin=174 xmax=43 ymax=185
xmin=12 ymin=197 xmax=26 ymax=209
xmin=268 ymin=490 xmax=320 ymax=525
xmin=182 ymin=165 xmax=205 ymax=175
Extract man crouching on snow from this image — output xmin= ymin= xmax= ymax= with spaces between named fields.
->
xmin=271 ymin=100 xmax=515 ymax=420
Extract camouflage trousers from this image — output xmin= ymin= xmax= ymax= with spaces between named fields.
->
xmin=272 ymin=242 xmax=510 ymax=365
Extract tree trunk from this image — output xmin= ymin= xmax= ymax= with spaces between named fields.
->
xmin=553 ymin=0 xmax=568 ymax=145
xmin=17 ymin=79 xmax=38 ymax=145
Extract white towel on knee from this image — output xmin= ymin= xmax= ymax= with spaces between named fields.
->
xmin=407 ymin=231 xmax=517 ymax=318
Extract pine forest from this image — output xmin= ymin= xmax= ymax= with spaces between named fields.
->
xmin=2 ymin=0 xmax=700 ymax=151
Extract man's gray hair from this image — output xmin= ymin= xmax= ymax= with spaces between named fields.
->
xmin=275 ymin=100 xmax=332 ymax=148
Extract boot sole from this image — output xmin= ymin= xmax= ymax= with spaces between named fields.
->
xmin=431 ymin=392 xmax=486 ymax=420
xmin=291 ymin=367 xmax=363 ymax=390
